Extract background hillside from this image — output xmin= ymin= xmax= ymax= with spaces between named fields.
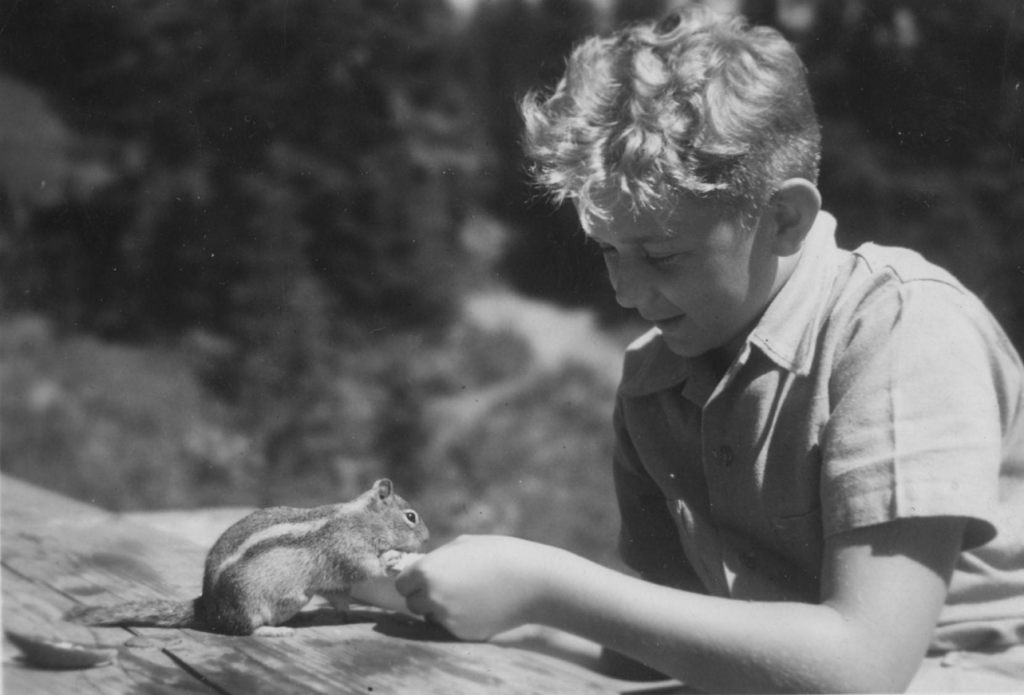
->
xmin=2 ymin=0 xmax=1022 ymax=565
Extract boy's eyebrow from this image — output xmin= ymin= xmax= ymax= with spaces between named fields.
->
xmin=635 ymin=234 xmax=681 ymax=245
xmin=589 ymin=231 xmax=687 ymax=246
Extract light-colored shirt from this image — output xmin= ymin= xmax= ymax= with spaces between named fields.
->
xmin=614 ymin=211 xmax=1024 ymax=652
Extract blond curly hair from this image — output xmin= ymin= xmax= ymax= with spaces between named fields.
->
xmin=521 ymin=4 xmax=821 ymax=225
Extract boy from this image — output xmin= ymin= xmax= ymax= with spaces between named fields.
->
xmin=396 ymin=5 xmax=1024 ymax=691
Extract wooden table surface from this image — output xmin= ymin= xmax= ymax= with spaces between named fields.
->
xmin=1 ymin=475 xmax=690 ymax=694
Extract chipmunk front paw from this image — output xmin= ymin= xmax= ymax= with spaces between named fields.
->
xmin=382 ymin=551 xmax=424 ymax=576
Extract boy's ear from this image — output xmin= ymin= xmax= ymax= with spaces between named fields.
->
xmin=769 ymin=178 xmax=821 ymax=257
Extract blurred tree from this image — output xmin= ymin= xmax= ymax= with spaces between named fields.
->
xmin=1 ymin=0 xmax=485 ymax=336
xmin=0 ymin=0 xmax=491 ymax=486
xmin=457 ymin=0 xmax=634 ymax=323
xmin=797 ymin=0 xmax=1024 ymax=348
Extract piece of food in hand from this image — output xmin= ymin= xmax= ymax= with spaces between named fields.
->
xmin=5 ymin=630 xmax=118 ymax=669
xmin=350 ymin=552 xmax=424 ymax=615
xmin=379 ymin=549 xmax=403 ymax=570
xmin=383 ymin=551 xmax=424 ymax=575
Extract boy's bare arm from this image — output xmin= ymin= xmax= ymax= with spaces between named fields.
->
xmin=397 ymin=516 xmax=964 ymax=693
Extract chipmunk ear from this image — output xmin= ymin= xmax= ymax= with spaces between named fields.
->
xmin=373 ymin=479 xmax=394 ymax=503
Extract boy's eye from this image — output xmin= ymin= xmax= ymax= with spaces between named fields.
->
xmin=645 ymin=251 xmax=685 ymax=267
xmin=590 ymin=241 xmax=687 ymax=266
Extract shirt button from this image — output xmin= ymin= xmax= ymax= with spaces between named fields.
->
xmin=740 ymin=552 xmax=758 ymax=570
xmin=717 ymin=445 xmax=734 ymax=467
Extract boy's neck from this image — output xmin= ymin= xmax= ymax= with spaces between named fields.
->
xmin=705 ymin=247 xmax=805 ymax=380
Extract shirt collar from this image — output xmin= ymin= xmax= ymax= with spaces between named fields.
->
xmin=748 ymin=210 xmax=839 ymax=376
xmin=619 ymin=211 xmax=840 ymax=398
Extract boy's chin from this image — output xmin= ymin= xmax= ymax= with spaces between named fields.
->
xmin=659 ymin=332 xmax=709 ymax=358
xmin=660 ymin=330 xmax=736 ymax=362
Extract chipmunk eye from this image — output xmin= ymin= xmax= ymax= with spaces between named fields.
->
xmin=655 ymin=11 xmax=681 ymax=35
xmin=404 ymin=511 xmax=418 ymax=525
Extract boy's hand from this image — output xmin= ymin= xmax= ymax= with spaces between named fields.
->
xmin=350 ymin=552 xmax=426 ymax=616
xmin=394 ymin=535 xmax=558 ymax=641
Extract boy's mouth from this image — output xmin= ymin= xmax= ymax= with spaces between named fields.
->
xmin=653 ymin=315 xmax=686 ymax=331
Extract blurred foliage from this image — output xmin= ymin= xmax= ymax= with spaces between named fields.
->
xmin=0 ymin=310 xmax=622 ymax=558
xmin=456 ymin=0 xmax=623 ymax=319
xmin=2 ymin=0 xmax=485 ymax=336
xmin=1 ymin=0 xmax=1023 ymax=564
xmin=415 ymin=362 xmax=620 ymax=564
xmin=0 ymin=315 xmax=248 ymax=510
xmin=1 ymin=0 xmax=497 ymax=504
xmin=803 ymin=0 xmax=1024 ymax=346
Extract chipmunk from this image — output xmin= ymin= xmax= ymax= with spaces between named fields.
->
xmin=65 ymin=479 xmax=428 ymax=637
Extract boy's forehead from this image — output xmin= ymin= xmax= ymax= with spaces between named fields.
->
xmin=575 ymin=192 xmax=726 ymax=243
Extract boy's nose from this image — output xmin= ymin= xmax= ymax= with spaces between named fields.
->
xmin=609 ymin=256 xmax=650 ymax=310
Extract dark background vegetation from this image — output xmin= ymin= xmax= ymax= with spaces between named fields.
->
xmin=1 ymin=0 xmax=1022 ymax=565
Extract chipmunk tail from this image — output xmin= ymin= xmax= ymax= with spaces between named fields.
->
xmin=65 ymin=598 xmax=198 ymax=629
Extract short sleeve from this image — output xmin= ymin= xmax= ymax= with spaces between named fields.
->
xmin=821 ymin=278 xmax=1006 ymax=548
xmin=613 ymin=396 xmax=707 ymax=592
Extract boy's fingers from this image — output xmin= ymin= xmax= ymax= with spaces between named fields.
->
xmin=403 ymin=590 xmax=433 ymax=617
xmin=394 ymin=568 xmax=421 ymax=596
